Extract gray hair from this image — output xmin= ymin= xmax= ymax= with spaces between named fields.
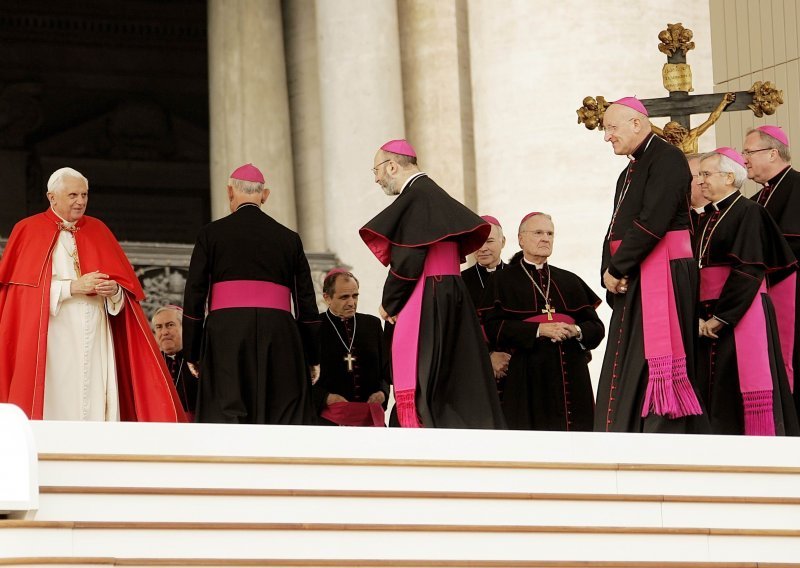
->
xmin=46 ymin=167 xmax=88 ymax=194
xmin=518 ymin=212 xmax=553 ymax=234
xmin=747 ymin=127 xmax=791 ymax=161
xmin=703 ymin=152 xmax=747 ymax=189
xmin=228 ymin=178 xmax=265 ymax=194
xmin=151 ymin=305 xmax=183 ymax=326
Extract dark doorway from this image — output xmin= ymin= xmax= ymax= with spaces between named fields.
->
xmin=0 ymin=0 xmax=210 ymax=243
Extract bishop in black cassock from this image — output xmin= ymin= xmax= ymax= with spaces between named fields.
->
xmin=745 ymin=126 xmax=800 ymax=418
xmin=183 ymin=163 xmax=319 ymax=425
xmin=694 ymin=148 xmax=799 ymax=435
xmin=597 ymin=98 xmax=708 ymax=434
xmin=313 ymin=270 xmax=390 ymax=426
xmin=361 ymin=139 xmax=505 ymax=429
xmin=482 ymin=213 xmax=604 ymax=431
xmin=152 ymin=305 xmax=198 ymax=418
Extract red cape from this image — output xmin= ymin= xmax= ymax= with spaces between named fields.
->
xmin=0 ymin=208 xmax=187 ymax=422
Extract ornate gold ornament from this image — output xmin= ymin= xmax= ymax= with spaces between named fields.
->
xmin=748 ymin=81 xmax=784 ymax=117
xmin=576 ymin=96 xmax=610 ymax=131
xmin=657 ymin=23 xmax=695 ymax=57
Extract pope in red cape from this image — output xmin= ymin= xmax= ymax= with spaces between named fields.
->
xmin=0 ymin=167 xmax=186 ymax=422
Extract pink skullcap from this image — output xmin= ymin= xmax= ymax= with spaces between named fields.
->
xmin=612 ymin=97 xmax=649 ymax=117
xmin=325 ymin=267 xmax=349 ymax=279
xmin=380 ymin=139 xmax=417 ymax=158
xmin=714 ymin=147 xmax=746 ymax=168
xmin=520 ymin=212 xmax=543 ymax=225
xmin=164 ymin=304 xmax=183 ymax=312
xmin=480 ymin=215 xmax=502 ymax=228
xmin=756 ymin=125 xmax=789 ymax=147
xmin=230 ymin=163 xmax=265 ymax=184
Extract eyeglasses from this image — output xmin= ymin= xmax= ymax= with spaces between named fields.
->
xmin=696 ymin=171 xmax=728 ymax=178
xmin=741 ymin=148 xmax=773 ymax=157
xmin=601 ymin=117 xmax=634 ymax=134
xmin=371 ymin=159 xmax=390 ymax=175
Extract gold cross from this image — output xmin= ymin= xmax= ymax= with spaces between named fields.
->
xmin=542 ymin=303 xmax=555 ymax=321
xmin=344 ymin=352 xmax=356 ymax=372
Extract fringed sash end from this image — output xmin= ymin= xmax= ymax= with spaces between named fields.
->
xmin=742 ymin=389 xmax=776 ymax=436
xmin=394 ymin=388 xmax=421 ymax=428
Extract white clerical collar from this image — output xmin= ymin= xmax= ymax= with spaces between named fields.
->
xmin=51 ymin=208 xmax=75 ymax=228
xmin=522 ymin=258 xmax=545 ymax=270
xmin=328 ymin=308 xmax=354 ymax=321
xmin=711 ymin=190 xmax=738 ymax=209
xmin=692 ymin=206 xmax=706 ymax=214
xmin=485 ymin=265 xmax=498 ymax=273
xmin=399 ymin=172 xmax=426 ymax=194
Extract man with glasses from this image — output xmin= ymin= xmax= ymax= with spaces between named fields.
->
xmin=360 ymin=139 xmax=505 ymax=429
xmin=596 ymin=97 xmax=708 ymax=433
xmin=693 ymin=147 xmax=798 ymax=435
xmin=482 ymin=212 xmax=604 ymax=431
xmin=687 ymin=153 xmax=710 ymax=235
xmin=745 ymin=125 xmax=800 ymax=417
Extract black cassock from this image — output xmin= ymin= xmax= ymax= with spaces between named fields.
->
xmin=482 ymin=260 xmax=604 ymax=431
xmin=753 ymin=166 xmax=800 ymax=417
xmin=161 ymin=350 xmax=199 ymax=415
xmin=360 ymin=174 xmax=505 ymax=429
xmin=461 ymin=262 xmax=506 ymax=309
xmin=313 ymin=311 xmax=391 ymax=424
xmin=597 ymin=133 xmax=708 ymax=433
xmin=694 ymin=191 xmax=799 ymax=435
xmin=182 ymin=204 xmax=320 ymax=424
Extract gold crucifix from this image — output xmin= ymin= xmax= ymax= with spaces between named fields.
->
xmin=542 ymin=303 xmax=555 ymax=321
xmin=344 ymin=352 xmax=356 ymax=372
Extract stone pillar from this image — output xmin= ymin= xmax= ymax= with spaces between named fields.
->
xmin=315 ymin=0 xmax=406 ymax=315
xmin=283 ymin=0 xmax=326 ymax=251
xmin=398 ymin=0 xmax=476 ymax=208
xmin=207 ymin=0 xmax=297 ymax=227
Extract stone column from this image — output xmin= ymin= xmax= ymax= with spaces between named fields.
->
xmin=283 ymin=0 xmax=326 ymax=251
xmin=398 ymin=0 xmax=476 ymax=208
xmin=207 ymin=0 xmax=297 ymax=227
xmin=315 ymin=0 xmax=406 ymax=315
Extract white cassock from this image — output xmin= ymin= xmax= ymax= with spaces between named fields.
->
xmin=43 ymin=222 xmax=125 ymax=421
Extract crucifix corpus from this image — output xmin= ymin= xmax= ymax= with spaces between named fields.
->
xmin=576 ymin=23 xmax=784 ymax=154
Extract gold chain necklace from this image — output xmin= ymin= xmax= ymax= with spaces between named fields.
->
xmin=697 ymin=193 xmax=743 ymax=269
xmin=520 ymin=262 xmax=555 ymax=320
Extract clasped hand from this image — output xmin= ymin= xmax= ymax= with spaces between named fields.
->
xmin=71 ymin=271 xmax=120 ymax=297
xmin=603 ymin=269 xmax=629 ymax=294
xmin=698 ymin=317 xmax=723 ymax=339
xmin=538 ymin=322 xmax=578 ymax=342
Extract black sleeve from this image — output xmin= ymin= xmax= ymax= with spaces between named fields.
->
xmin=574 ymin=305 xmax=605 ymax=350
xmin=182 ymin=231 xmax=210 ymax=363
xmin=382 ymin=245 xmax=427 ymax=316
xmin=608 ymin=152 xmax=690 ymax=279
xmin=293 ymin=234 xmax=322 ymax=366
xmin=483 ymin=304 xmax=539 ymax=352
xmin=713 ymin=264 xmax=764 ymax=328
xmin=311 ymin=381 xmax=331 ymax=413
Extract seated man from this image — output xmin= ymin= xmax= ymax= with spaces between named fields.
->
xmin=694 ymin=147 xmax=798 ymax=435
xmin=483 ymin=212 xmax=605 ymax=431
xmin=314 ymin=269 xmax=390 ymax=426
xmin=152 ymin=305 xmax=199 ymax=419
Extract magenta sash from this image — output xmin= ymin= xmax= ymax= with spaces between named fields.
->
xmin=700 ymin=266 xmax=774 ymax=435
xmin=321 ymin=401 xmax=386 ymax=427
xmin=392 ymin=241 xmax=460 ymax=428
xmin=209 ymin=280 xmax=291 ymax=312
xmin=525 ymin=314 xmax=576 ymax=324
xmin=769 ymin=273 xmax=797 ymax=392
xmin=611 ymin=230 xmax=702 ymax=419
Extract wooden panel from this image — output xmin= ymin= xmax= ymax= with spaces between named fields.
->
xmin=748 ymin=0 xmax=763 ymax=73
xmin=774 ymin=63 xmax=790 ymax=128
xmin=787 ymin=60 xmax=800 ymax=152
xmin=786 ymin=0 xmax=799 ymax=59
xmin=735 ymin=0 xmax=751 ymax=76
xmin=761 ymin=0 xmax=775 ymax=68
xmin=725 ymin=0 xmax=739 ymax=79
xmin=772 ymin=0 xmax=787 ymax=64
xmin=710 ymin=0 xmax=728 ymax=83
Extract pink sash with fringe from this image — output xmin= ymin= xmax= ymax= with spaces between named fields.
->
xmin=700 ymin=266 xmax=775 ymax=435
xmin=611 ymin=230 xmax=702 ymax=419
xmin=769 ymin=273 xmax=797 ymax=392
xmin=392 ymin=241 xmax=460 ymax=428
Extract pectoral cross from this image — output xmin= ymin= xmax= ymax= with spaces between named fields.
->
xmin=542 ymin=303 xmax=555 ymax=321
xmin=344 ymin=352 xmax=356 ymax=372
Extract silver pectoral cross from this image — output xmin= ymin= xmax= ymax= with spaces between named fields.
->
xmin=344 ymin=352 xmax=356 ymax=372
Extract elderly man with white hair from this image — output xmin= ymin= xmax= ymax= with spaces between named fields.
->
xmin=0 ymin=167 xmax=186 ymax=422
xmin=694 ymin=147 xmax=798 ymax=436
xmin=182 ymin=163 xmax=320 ymax=424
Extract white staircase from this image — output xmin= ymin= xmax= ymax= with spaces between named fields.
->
xmin=3 ymin=420 xmax=800 ymax=567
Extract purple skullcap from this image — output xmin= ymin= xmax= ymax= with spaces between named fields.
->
xmin=520 ymin=212 xmax=544 ymax=226
xmin=756 ymin=125 xmax=789 ymax=147
xmin=714 ymin=147 xmax=746 ymax=168
xmin=230 ymin=163 xmax=265 ymax=184
xmin=325 ymin=267 xmax=349 ymax=279
xmin=480 ymin=215 xmax=502 ymax=228
xmin=380 ymin=139 xmax=417 ymax=158
xmin=612 ymin=97 xmax=649 ymax=117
